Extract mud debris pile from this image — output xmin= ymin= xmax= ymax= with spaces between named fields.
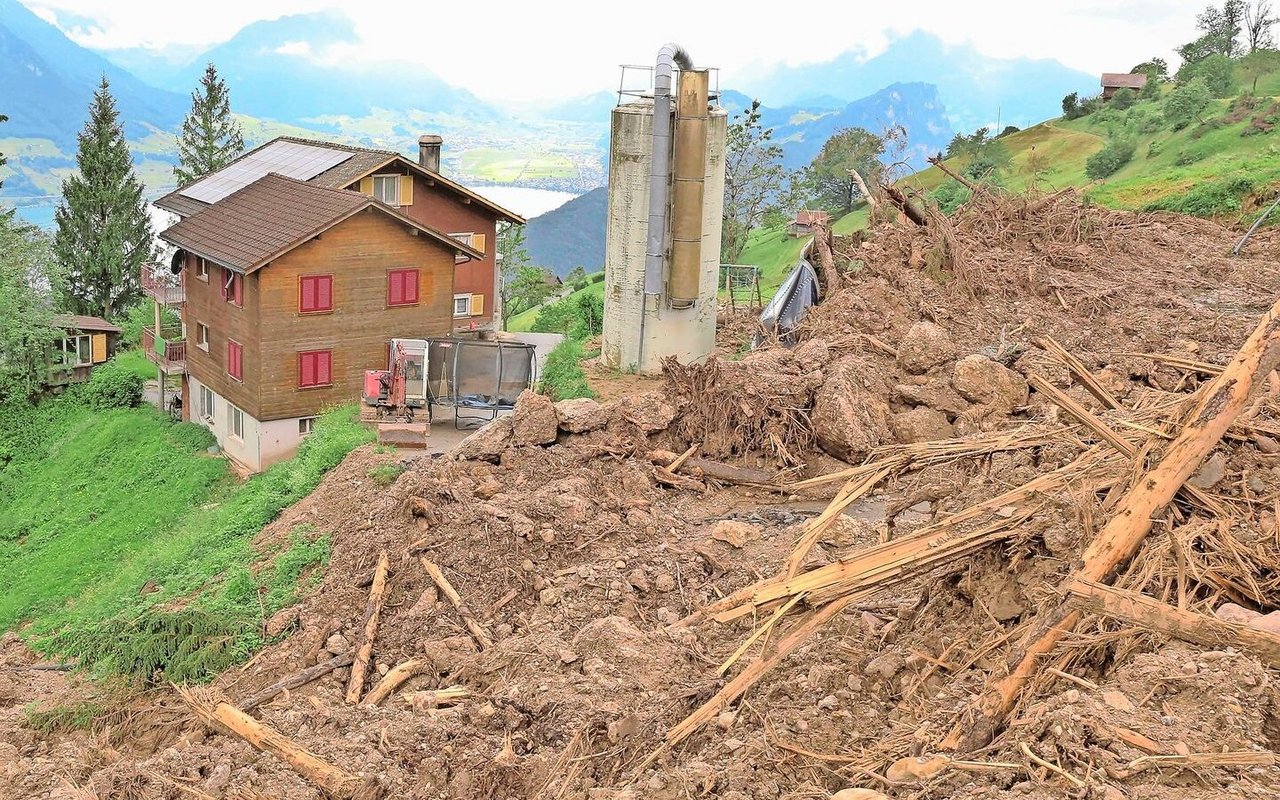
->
xmin=4 ymin=190 xmax=1280 ymax=800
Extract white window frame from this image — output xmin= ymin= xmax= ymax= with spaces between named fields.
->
xmin=299 ymin=417 xmax=316 ymax=436
xmin=453 ymin=293 xmax=472 ymax=318
xmin=229 ymin=403 xmax=245 ymax=441
xmin=196 ymin=322 xmax=209 ymax=351
xmin=196 ymin=257 xmax=209 ymax=282
xmin=372 ymin=174 xmax=401 ymax=206
xmin=450 ymin=232 xmax=474 ymax=263
xmin=199 ymin=384 xmax=215 ymax=421
xmin=62 ymin=335 xmax=91 ymax=367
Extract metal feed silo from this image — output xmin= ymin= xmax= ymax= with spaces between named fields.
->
xmin=602 ymin=47 xmax=727 ymax=374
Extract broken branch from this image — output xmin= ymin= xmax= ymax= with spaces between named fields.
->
xmin=420 ymin=558 xmax=493 ymax=650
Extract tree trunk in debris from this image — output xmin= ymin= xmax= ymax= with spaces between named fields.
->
xmin=178 ymin=687 xmax=379 ymax=799
xmin=882 ymin=184 xmax=927 ymax=226
xmin=810 ymin=222 xmax=841 ymax=295
xmin=1067 ymin=579 xmax=1280 ymax=668
xmin=648 ymin=450 xmax=776 ymax=486
xmin=946 ymin=298 xmax=1280 ymax=752
xmin=241 ymin=653 xmax=353 ymax=710
xmin=927 ymin=155 xmax=980 ymax=193
xmin=421 ymin=558 xmax=493 ymax=650
xmin=345 ymin=550 xmax=390 ymax=704
xmin=362 ymin=658 xmax=428 ymax=706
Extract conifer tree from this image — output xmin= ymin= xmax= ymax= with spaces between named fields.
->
xmin=53 ymin=77 xmax=153 ymax=320
xmin=174 ymin=63 xmax=244 ymax=186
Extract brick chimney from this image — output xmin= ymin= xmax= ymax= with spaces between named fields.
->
xmin=418 ymin=135 xmax=442 ymax=173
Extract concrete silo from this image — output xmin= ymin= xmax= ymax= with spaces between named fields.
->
xmin=601 ymin=46 xmax=728 ymax=374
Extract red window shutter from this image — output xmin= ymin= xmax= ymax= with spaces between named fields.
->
xmin=318 ymin=351 xmax=331 ymax=385
xmin=233 ymin=273 xmax=243 ymax=306
xmin=404 ymin=270 xmax=419 ymax=304
xmin=300 ymin=277 xmax=315 ymax=312
xmin=299 ymin=352 xmax=314 ymax=387
xmin=228 ymin=340 xmax=242 ymax=380
xmin=387 ymin=271 xmax=402 ymax=305
xmin=318 ymin=275 xmax=332 ymax=311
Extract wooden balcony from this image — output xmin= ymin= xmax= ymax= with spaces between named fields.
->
xmin=142 ymin=325 xmax=186 ymax=374
xmin=141 ymin=262 xmax=185 ymax=305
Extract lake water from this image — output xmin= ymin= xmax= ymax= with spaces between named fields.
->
xmin=12 ymin=185 xmax=579 ymax=230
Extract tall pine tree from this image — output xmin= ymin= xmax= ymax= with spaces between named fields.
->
xmin=54 ymin=77 xmax=152 ymax=320
xmin=175 ymin=63 xmax=244 ymax=186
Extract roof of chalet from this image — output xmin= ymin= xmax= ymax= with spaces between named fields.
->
xmin=52 ymin=314 xmax=121 ymax=333
xmin=155 ymin=136 xmax=525 ymax=224
xmin=158 ymin=173 xmax=483 ymax=274
xmin=1101 ymin=72 xmax=1148 ymax=89
xmin=792 ymin=210 xmax=831 ymax=225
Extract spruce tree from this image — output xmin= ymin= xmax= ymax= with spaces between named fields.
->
xmin=53 ymin=77 xmax=153 ymax=320
xmin=175 ymin=63 xmax=244 ymax=186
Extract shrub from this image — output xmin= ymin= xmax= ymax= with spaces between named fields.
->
xmin=165 ymin=421 xmax=216 ymax=452
xmin=531 ymin=292 xmax=604 ymax=340
xmin=1062 ymin=92 xmax=1080 ymax=119
xmin=368 ymin=463 xmax=404 ymax=487
xmin=1174 ymin=149 xmax=1206 ymax=166
xmin=1110 ymin=88 xmax=1136 ymax=110
xmin=929 ymin=180 xmax=972 ymax=214
xmin=1085 ymin=138 xmax=1136 ymax=180
xmin=78 ymin=359 xmax=144 ymax=409
xmin=1144 ymin=175 xmax=1256 ymax=216
xmin=1140 ymin=78 xmax=1161 ymax=101
xmin=1185 ymin=54 xmax=1236 ymax=98
xmin=1164 ymin=78 xmax=1211 ymax=130
xmin=539 ymin=339 xmax=595 ymax=401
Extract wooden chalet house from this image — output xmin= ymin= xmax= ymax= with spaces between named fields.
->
xmin=1100 ymin=72 xmax=1147 ymax=100
xmin=45 ymin=315 xmax=121 ymax=389
xmin=150 ymin=136 xmax=522 ymax=472
xmin=786 ymin=210 xmax=830 ymax=238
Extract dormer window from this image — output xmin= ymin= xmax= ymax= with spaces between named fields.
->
xmin=373 ymin=174 xmax=401 ymax=206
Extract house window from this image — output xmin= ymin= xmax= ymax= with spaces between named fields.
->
xmin=453 ymin=294 xmax=472 ymax=318
xmin=299 ymin=417 xmax=316 ymax=436
xmin=195 ymin=257 xmax=209 ymax=282
xmin=227 ymin=339 xmax=243 ymax=381
xmin=196 ymin=322 xmax=209 ymax=351
xmin=229 ymin=403 xmax=245 ymax=440
xmin=297 ymin=349 xmax=333 ymax=389
xmin=198 ymin=384 xmax=215 ymax=420
xmin=373 ymin=174 xmax=400 ymax=206
xmin=62 ymin=335 xmax=91 ymax=366
xmin=387 ymin=269 xmax=419 ymax=307
xmin=220 ymin=267 xmax=243 ymax=307
xmin=299 ymin=274 xmax=333 ymax=314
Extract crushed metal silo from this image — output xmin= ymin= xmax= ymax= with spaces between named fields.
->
xmin=601 ymin=46 xmax=727 ymax=374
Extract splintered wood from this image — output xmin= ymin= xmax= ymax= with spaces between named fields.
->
xmin=653 ymin=295 xmax=1280 ymax=771
xmin=345 ymin=550 xmax=390 ymax=704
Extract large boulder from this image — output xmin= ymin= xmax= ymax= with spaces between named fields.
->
xmin=452 ymin=417 xmax=513 ymax=461
xmin=951 ymin=355 xmax=1029 ymax=414
xmin=512 ymin=390 xmax=559 ymax=446
xmin=889 ymin=407 xmax=954 ymax=443
xmin=897 ymin=322 xmax=957 ymax=375
xmin=555 ymin=397 xmax=607 ymax=433
xmin=893 ymin=381 xmax=970 ymax=415
xmin=811 ymin=356 xmax=891 ymax=463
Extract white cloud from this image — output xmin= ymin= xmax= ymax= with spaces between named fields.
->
xmin=19 ymin=0 xmax=1207 ymax=102
xmin=273 ymin=40 xmax=310 ymax=56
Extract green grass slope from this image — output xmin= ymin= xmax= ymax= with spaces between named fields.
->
xmin=0 ymin=398 xmax=373 ymax=681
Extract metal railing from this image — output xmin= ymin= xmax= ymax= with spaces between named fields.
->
xmin=615 ymin=64 xmax=721 ymax=106
xmin=141 ymin=262 xmax=185 ymax=305
xmin=142 ymin=325 xmax=187 ymax=372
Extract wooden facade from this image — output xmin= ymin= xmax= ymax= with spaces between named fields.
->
xmin=344 ymin=165 xmax=499 ymax=330
xmin=184 ymin=209 xmax=458 ymax=422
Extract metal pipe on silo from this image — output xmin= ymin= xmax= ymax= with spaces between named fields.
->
xmin=668 ymin=69 xmax=710 ymax=308
xmin=644 ymin=43 xmax=693 ymax=296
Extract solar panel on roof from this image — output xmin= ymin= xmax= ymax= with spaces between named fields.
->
xmin=178 ymin=141 xmax=354 ymax=204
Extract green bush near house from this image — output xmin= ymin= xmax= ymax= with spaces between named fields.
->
xmin=539 ymin=339 xmax=595 ymax=401
xmin=1085 ymin=138 xmax=1137 ymax=179
xmin=76 ymin=359 xmax=144 ymax=409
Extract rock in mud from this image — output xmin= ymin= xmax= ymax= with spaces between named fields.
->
xmin=811 ymin=355 xmax=891 ymax=462
xmin=264 ymin=606 xmax=299 ymax=637
xmin=831 ymin=790 xmax=891 ymax=800
xmin=894 ymin=381 xmax=970 ymax=415
xmin=555 ymin=397 xmax=607 ymax=433
xmin=511 ymin=390 xmax=558 ymax=446
xmin=1187 ymin=452 xmax=1227 ymax=489
xmin=952 ymin=354 xmax=1029 ymax=413
xmin=897 ymin=321 xmax=957 ymax=374
xmin=617 ymin=391 xmax=677 ymax=433
xmin=708 ymin=520 xmax=761 ymax=548
xmin=889 ymin=407 xmax=954 ymax=443
xmin=451 ymin=416 xmax=513 ymax=461
xmin=324 ymin=633 xmax=350 ymax=655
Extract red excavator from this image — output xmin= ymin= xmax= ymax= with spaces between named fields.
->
xmin=362 ymin=339 xmax=429 ymax=424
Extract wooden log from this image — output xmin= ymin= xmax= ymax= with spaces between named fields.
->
xmin=848 ymin=168 xmax=877 ymax=212
xmin=947 ymin=297 xmax=1280 ymax=752
xmin=811 ymin=221 xmax=841 ymax=293
xmin=927 ymin=155 xmax=980 ymax=193
xmin=420 ymin=558 xmax=493 ymax=650
xmin=882 ymin=184 xmax=927 ymax=227
xmin=1067 ymin=579 xmax=1280 ymax=668
xmin=1034 ymin=336 xmax=1122 ymax=410
xmin=648 ymin=449 xmax=776 ymax=487
xmin=240 ymin=652 xmax=353 ymax=710
xmin=362 ymin=658 xmax=428 ymax=706
xmin=177 ymin=685 xmax=376 ymax=799
xmin=345 ymin=550 xmax=390 ymax=704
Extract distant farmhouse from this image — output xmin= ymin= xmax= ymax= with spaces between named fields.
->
xmin=144 ymin=135 xmax=523 ymax=472
xmin=787 ymin=210 xmax=831 ymax=238
xmin=46 ymin=315 xmax=121 ymax=389
xmin=1100 ymin=72 xmax=1148 ymax=100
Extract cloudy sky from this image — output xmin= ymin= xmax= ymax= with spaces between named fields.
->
xmin=21 ymin=0 xmax=1208 ymax=101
